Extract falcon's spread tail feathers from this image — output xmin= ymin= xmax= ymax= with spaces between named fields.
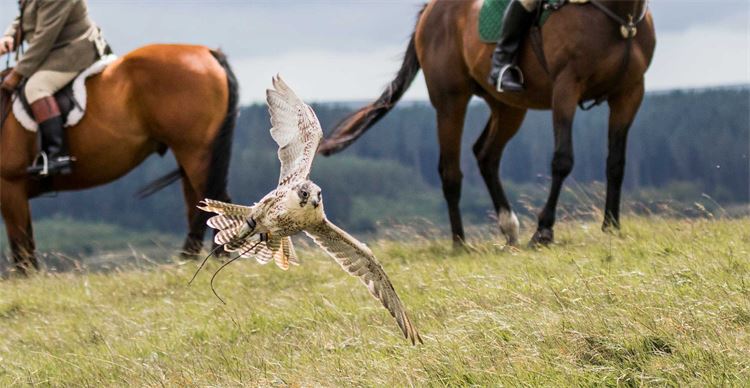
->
xmin=198 ymin=198 xmax=252 ymax=248
xmin=198 ymin=199 xmax=298 ymax=270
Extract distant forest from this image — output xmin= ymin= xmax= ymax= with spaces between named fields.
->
xmin=27 ymin=87 xmax=750 ymax=234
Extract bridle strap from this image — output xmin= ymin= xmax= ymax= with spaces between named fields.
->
xmin=1 ymin=65 xmax=18 ymax=131
xmin=588 ymin=0 xmax=627 ymax=26
xmin=588 ymin=0 xmax=648 ymax=25
xmin=587 ymin=0 xmax=648 ymax=36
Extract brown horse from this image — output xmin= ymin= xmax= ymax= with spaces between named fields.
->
xmin=1 ymin=44 xmax=238 ymax=274
xmin=319 ymin=0 xmax=655 ymax=247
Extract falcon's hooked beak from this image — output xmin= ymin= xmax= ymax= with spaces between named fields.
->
xmin=311 ymin=198 xmax=320 ymax=208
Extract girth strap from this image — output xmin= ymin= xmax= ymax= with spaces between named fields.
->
xmin=529 ymin=26 xmax=549 ymax=75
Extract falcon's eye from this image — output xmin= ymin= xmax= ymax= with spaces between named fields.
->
xmin=301 ymin=191 xmax=309 ymax=198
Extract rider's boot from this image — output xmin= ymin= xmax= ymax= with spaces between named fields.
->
xmin=27 ymin=96 xmax=73 ymax=177
xmin=487 ymin=0 xmax=535 ymax=92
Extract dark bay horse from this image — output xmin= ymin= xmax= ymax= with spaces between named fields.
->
xmin=1 ymin=44 xmax=238 ymax=274
xmin=319 ymin=0 xmax=655 ymax=247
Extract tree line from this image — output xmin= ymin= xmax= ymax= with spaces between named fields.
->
xmin=27 ymin=86 xmax=749 ymax=234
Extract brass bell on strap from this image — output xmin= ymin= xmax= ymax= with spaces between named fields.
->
xmin=620 ymin=15 xmax=637 ymax=38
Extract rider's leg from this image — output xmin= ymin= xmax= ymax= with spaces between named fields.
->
xmin=487 ymin=0 xmax=537 ymax=93
xmin=24 ymin=70 xmax=78 ymax=177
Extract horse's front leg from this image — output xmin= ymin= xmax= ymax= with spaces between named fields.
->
xmin=530 ymin=78 xmax=581 ymax=247
xmin=434 ymin=92 xmax=471 ymax=249
xmin=0 ymin=178 xmax=38 ymax=275
xmin=603 ymin=82 xmax=644 ymax=231
xmin=473 ymin=103 xmax=526 ymax=246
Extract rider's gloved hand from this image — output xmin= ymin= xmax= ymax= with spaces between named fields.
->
xmin=0 ymin=69 xmax=21 ymax=91
xmin=0 ymin=36 xmax=14 ymax=55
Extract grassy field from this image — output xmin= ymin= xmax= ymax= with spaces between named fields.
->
xmin=0 ymin=216 xmax=748 ymax=386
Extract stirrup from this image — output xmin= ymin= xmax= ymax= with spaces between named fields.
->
xmin=28 ymin=153 xmax=75 ymax=177
xmin=496 ymin=64 xmax=525 ymax=93
xmin=29 ymin=152 xmax=50 ymax=176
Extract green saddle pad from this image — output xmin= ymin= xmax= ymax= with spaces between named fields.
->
xmin=478 ymin=0 xmax=558 ymax=43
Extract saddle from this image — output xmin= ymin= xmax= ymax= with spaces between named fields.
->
xmin=16 ymin=77 xmax=79 ymax=125
xmin=10 ymin=54 xmax=118 ymax=132
xmin=478 ymin=0 xmax=568 ymax=43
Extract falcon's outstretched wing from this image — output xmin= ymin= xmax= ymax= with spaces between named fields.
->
xmin=305 ymin=219 xmax=422 ymax=345
xmin=266 ymin=75 xmax=323 ymax=186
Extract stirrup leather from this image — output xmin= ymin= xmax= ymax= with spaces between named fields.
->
xmin=496 ymin=64 xmax=525 ymax=93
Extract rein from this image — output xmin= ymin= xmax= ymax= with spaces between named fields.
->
xmin=0 ymin=65 xmax=14 ymax=132
xmin=2 ymin=0 xmax=26 ymax=130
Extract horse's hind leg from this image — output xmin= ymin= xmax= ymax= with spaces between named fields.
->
xmin=182 ymin=177 xmax=231 ymax=256
xmin=172 ymin=152 xmax=211 ymax=258
xmin=0 ymin=179 xmax=38 ymax=274
xmin=530 ymin=78 xmax=581 ymax=246
xmin=432 ymin=91 xmax=472 ymax=248
xmin=179 ymin=177 xmax=205 ymax=256
xmin=603 ymin=82 xmax=644 ymax=231
xmin=473 ymin=103 xmax=527 ymax=246
xmin=174 ymin=150 xmax=231 ymax=258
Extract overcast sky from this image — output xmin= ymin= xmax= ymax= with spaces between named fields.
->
xmin=2 ymin=0 xmax=748 ymax=104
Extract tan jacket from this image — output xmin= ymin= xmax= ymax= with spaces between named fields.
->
xmin=3 ymin=0 xmax=105 ymax=77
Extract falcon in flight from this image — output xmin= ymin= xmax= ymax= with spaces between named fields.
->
xmin=198 ymin=75 xmax=422 ymax=345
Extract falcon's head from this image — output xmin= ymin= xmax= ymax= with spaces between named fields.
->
xmin=293 ymin=180 xmax=323 ymax=210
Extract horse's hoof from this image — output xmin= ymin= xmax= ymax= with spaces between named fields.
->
xmin=214 ymin=248 xmax=230 ymax=258
xmin=502 ymin=232 xmax=519 ymax=248
xmin=180 ymin=251 xmax=201 ymax=261
xmin=11 ymin=254 xmax=40 ymax=277
xmin=449 ymin=238 xmax=471 ymax=254
xmin=528 ymin=228 xmax=554 ymax=248
xmin=451 ymin=241 xmax=465 ymax=251
xmin=601 ymin=221 xmax=621 ymax=234
xmin=498 ymin=210 xmax=520 ymax=247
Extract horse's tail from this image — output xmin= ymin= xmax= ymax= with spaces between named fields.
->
xmin=136 ymin=49 xmax=238 ymax=200
xmin=203 ymin=49 xmax=239 ymax=202
xmin=135 ymin=168 xmax=183 ymax=199
xmin=317 ymin=4 xmax=426 ymax=156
